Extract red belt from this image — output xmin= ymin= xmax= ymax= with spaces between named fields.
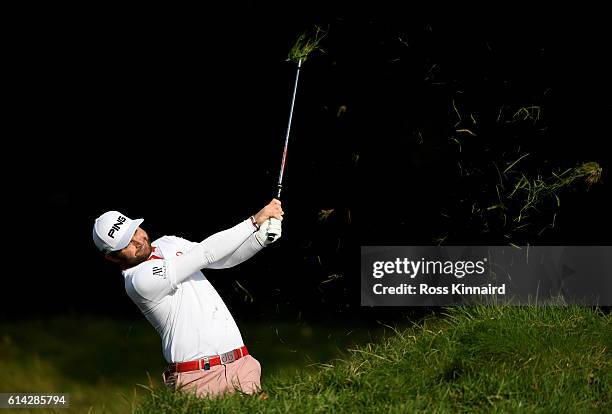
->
xmin=168 ymin=346 xmax=249 ymax=373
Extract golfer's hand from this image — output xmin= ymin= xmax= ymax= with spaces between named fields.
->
xmin=253 ymin=199 xmax=284 ymax=226
xmin=255 ymin=217 xmax=282 ymax=247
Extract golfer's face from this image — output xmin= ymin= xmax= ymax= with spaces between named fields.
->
xmin=117 ymin=227 xmax=152 ymax=265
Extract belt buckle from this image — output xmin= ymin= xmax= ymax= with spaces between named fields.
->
xmin=220 ymin=350 xmax=235 ymax=365
xmin=200 ymin=356 xmax=210 ymax=371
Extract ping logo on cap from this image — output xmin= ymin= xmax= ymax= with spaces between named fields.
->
xmin=108 ymin=216 xmax=127 ymax=239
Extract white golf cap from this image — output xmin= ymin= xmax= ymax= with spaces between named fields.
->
xmin=92 ymin=210 xmax=144 ymax=254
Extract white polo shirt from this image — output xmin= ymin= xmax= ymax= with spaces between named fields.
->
xmin=122 ymin=219 xmax=263 ymax=363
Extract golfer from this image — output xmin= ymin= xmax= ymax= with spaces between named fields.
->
xmin=92 ymin=199 xmax=284 ymax=397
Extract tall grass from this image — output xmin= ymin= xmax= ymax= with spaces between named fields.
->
xmin=1 ymin=317 xmax=165 ymax=413
xmin=0 ymin=316 xmax=391 ymax=413
xmin=137 ymin=305 xmax=611 ymax=413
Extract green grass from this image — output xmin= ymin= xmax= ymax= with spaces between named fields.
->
xmin=0 ymin=316 xmax=164 ymax=413
xmin=287 ymin=26 xmax=326 ymax=64
xmin=136 ymin=306 xmax=611 ymax=413
xmin=0 ymin=316 xmax=391 ymax=413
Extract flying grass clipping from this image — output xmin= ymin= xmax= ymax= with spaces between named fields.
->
xmin=287 ymin=26 xmax=327 ymax=64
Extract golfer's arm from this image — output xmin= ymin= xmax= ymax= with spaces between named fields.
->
xmin=166 ymin=219 xmax=255 ymax=286
xmin=206 ymin=233 xmax=264 ymax=269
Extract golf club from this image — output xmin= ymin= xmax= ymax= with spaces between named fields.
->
xmin=267 ymin=58 xmax=302 ymax=241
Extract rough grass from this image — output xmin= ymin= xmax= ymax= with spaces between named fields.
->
xmin=136 ymin=305 xmax=611 ymax=413
xmin=0 ymin=316 xmax=390 ymax=413
xmin=0 ymin=316 xmax=164 ymax=413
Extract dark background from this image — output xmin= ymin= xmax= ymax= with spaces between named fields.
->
xmin=5 ymin=4 xmax=610 ymax=322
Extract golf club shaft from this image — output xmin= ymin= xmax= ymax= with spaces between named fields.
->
xmin=276 ymin=58 xmax=302 ymax=198
xmin=268 ymin=59 xmax=302 ymax=241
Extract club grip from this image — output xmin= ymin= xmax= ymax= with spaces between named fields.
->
xmin=266 ymin=217 xmax=277 ymax=241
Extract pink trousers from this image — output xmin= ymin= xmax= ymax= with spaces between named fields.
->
xmin=163 ymin=355 xmax=262 ymax=398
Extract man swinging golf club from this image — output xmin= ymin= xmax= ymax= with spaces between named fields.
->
xmin=92 ymin=200 xmax=283 ymax=397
